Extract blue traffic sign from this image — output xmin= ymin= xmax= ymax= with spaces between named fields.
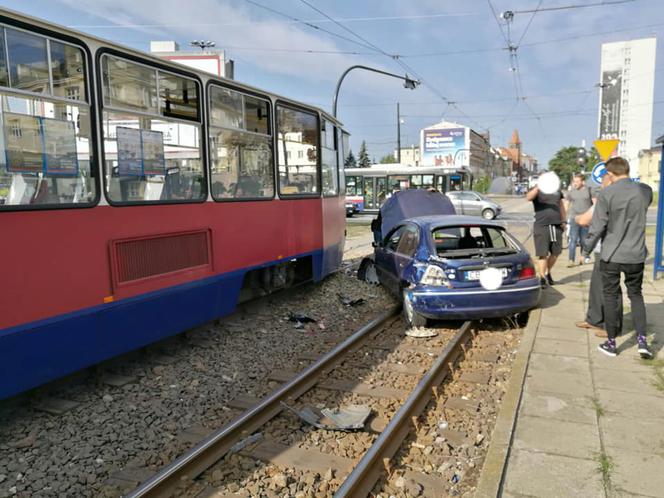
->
xmin=591 ymin=161 xmax=606 ymax=184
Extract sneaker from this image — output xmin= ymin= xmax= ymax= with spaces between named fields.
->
xmin=566 ymin=261 xmax=576 ymax=268
xmin=638 ymin=340 xmax=653 ymax=359
xmin=584 ymin=257 xmax=592 ymax=264
xmin=539 ymin=277 xmax=548 ymax=287
xmin=546 ymin=273 xmax=555 ymax=286
xmin=598 ymin=341 xmax=617 ymax=357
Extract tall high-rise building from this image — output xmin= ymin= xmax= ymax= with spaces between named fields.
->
xmin=598 ymin=37 xmax=656 ymax=178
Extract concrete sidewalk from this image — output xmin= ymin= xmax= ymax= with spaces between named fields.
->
xmin=499 ymin=262 xmax=664 ymax=498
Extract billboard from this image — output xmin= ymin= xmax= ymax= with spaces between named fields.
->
xmin=421 ymin=127 xmax=467 ymax=167
xmin=599 ymin=69 xmax=622 ymax=140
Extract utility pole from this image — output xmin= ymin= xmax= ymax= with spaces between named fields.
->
xmin=397 ymin=102 xmax=401 ymax=164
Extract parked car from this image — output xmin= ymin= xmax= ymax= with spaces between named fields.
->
xmin=446 ymin=190 xmax=502 ymax=219
xmin=359 ymin=190 xmax=540 ymax=327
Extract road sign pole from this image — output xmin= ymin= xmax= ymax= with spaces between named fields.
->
xmin=653 ymin=140 xmax=664 ymax=279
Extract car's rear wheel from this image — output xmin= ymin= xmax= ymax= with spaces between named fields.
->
xmin=482 ymin=208 xmax=496 ymax=220
xmin=402 ymin=288 xmax=427 ymax=328
xmin=357 ymin=258 xmax=380 ymax=285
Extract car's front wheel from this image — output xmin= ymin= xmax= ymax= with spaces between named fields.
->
xmin=402 ymin=288 xmax=427 ymax=328
xmin=482 ymin=208 xmax=496 ymax=220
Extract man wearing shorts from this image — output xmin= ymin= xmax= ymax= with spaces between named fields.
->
xmin=527 ymin=182 xmax=567 ymax=286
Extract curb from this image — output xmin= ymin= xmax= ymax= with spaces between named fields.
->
xmin=474 ymin=307 xmax=541 ymax=498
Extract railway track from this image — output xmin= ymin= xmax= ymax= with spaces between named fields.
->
xmin=125 ymin=309 xmax=519 ymax=498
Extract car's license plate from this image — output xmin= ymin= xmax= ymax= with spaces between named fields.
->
xmin=466 ymin=268 xmax=509 ymax=281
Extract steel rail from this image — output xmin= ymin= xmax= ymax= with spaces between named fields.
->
xmin=126 ymin=305 xmax=401 ymax=498
xmin=334 ymin=320 xmax=473 ymax=498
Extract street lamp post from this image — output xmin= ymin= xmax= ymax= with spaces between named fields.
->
xmin=397 ymin=103 xmax=401 ymax=163
xmin=332 ymin=65 xmax=419 ymax=118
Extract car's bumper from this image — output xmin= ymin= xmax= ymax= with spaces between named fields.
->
xmin=405 ymin=279 xmax=541 ymax=320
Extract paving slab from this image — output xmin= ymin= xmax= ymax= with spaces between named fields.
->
xmin=533 ymin=337 xmax=589 ymax=358
xmin=609 ymin=449 xmax=664 ymax=497
xmin=536 ymin=324 xmax=588 ymax=343
xmin=592 ymin=367 xmax=662 ymax=396
xmin=528 ymin=351 xmax=590 ymax=375
xmin=601 ymin=415 xmax=664 ymax=454
xmin=590 ymin=345 xmax=654 ymax=372
xmin=595 ymin=388 xmax=664 ymax=421
xmin=525 ymin=369 xmax=594 ymax=397
xmin=503 ymin=449 xmax=604 ymax=498
xmin=512 ymin=415 xmax=600 ymax=459
xmin=518 ymin=391 xmax=596 ymax=425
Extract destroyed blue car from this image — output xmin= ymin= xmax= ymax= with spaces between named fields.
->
xmin=359 ymin=190 xmax=540 ymax=326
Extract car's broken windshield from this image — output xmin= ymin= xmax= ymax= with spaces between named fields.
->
xmin=432 ymin=225 xmax=517 ymax=258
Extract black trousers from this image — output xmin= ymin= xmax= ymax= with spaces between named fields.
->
xmin=586 ymin=256 xmax=623 ymax=330
xmin=600 ymin=260 xmax=647 ymax=340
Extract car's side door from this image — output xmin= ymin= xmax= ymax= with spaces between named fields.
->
xmin=374 ymin=225 xmax=407 ymax=293
xmin=393 ymin=224 xmax=420 ymax=288
xmin=460 ymin=192 xmax=482 ymax=215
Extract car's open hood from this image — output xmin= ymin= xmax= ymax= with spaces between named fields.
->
xmin=380 ymin=189 xmax=455 ymax=235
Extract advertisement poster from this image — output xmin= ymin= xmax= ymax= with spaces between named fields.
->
xmin=42 ymin=117 xmax=79 ymax=176
xmin=141 ymin=129 xmax=166 ymax=175
xmin=116 ymin=127 xmax=143 ymax=176
xmin=421 ymin=127 xmax=467 ymax=167
xmin=3 ymin=113 xmax=44 ymax=173
xmin=599 ymin=70 xmax=622 ymax=140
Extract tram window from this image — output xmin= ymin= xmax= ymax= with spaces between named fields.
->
xmin=209 ymin=86 xmax=243 ymax=129
xmin=102 ymin=55 xmax=158 ymax=114
xmin=6 ymin=28 xmax=49 ymax=94
xmin=159 ymin=72 xmax=198 ymax=121
xmin=321 ymin=119 xmax=338 ymax=197
xmin=208 ymin=85 xmax=274 ymax=200
xmin=0 ymin=30 xmax=8 ymax=87
xmin=100 ymin=54 xmax=204 ymax=204
xmin=0 ymin=32 xmax=96 ymax=209
xmin=345 ymin=176 xmax=362 ymax=196
xmin=244 ymin=95 xmax=269 ymax=134
xmin=50 ymin=41 xmax=86 ymax=101
xmin=276 ymin=105 xmax=319 ymax=196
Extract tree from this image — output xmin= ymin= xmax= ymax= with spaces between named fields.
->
xmin=548 ymin=146 xmax=601 ymax=184
xmin=357 ymin=140 xmax=371 ymax=168
xmin=344 ymin=150 xmax=357 ymax=168
xmin=379 ymin=154 xmax=397 ymax=164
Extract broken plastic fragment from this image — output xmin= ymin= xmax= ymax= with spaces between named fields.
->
xmin=280 ymin=402 xmax=371 ymax=431
xmin=405 ymin=328 xmax=438 ymax=338
xmin=338 ymin=294 xmax=366 ymax=307
xmin=229 ymin=432 xmax=262 ymax=453
xmin=288 ymin=312 xmax=317 ymax=328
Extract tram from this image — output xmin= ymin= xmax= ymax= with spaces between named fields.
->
xmin=344 ymin=165 xmax=473 ymax=214
xmin=0 ymin=8 xmax=348 ymax=399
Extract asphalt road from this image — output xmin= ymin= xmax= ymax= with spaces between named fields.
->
xmin=346 ymin=195 xmax=659 ymax=225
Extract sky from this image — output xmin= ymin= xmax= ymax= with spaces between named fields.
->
xmin=5 ymin=0 xmax=664 ymax=167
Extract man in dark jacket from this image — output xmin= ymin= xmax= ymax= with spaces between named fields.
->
xmin=584 ymin=157 xmax=653 ymax=358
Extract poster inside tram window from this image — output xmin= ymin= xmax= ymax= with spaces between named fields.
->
xmin=141 ymin=129 xmax=165 ymax=175
xmin=42 ymin=117 xmax=79 ymax=176
xmin=3 ymin=113 xmax=44 ymax=174
xmin=116 ymin=126 xmax=143 ymax=176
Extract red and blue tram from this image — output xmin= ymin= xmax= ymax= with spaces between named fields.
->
xmin=0 ymin=8 xmax=348 ymax=399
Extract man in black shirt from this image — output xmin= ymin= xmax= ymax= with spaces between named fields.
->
xmin=527 ymin=184 xmax=567 ymax=286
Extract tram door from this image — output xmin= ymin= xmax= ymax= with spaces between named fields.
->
xmin=363 ymin=177 xmax=387 ymax=209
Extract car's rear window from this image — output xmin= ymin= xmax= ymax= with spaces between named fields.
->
xmin=432 ymin=225 xmax=515 ymax=257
